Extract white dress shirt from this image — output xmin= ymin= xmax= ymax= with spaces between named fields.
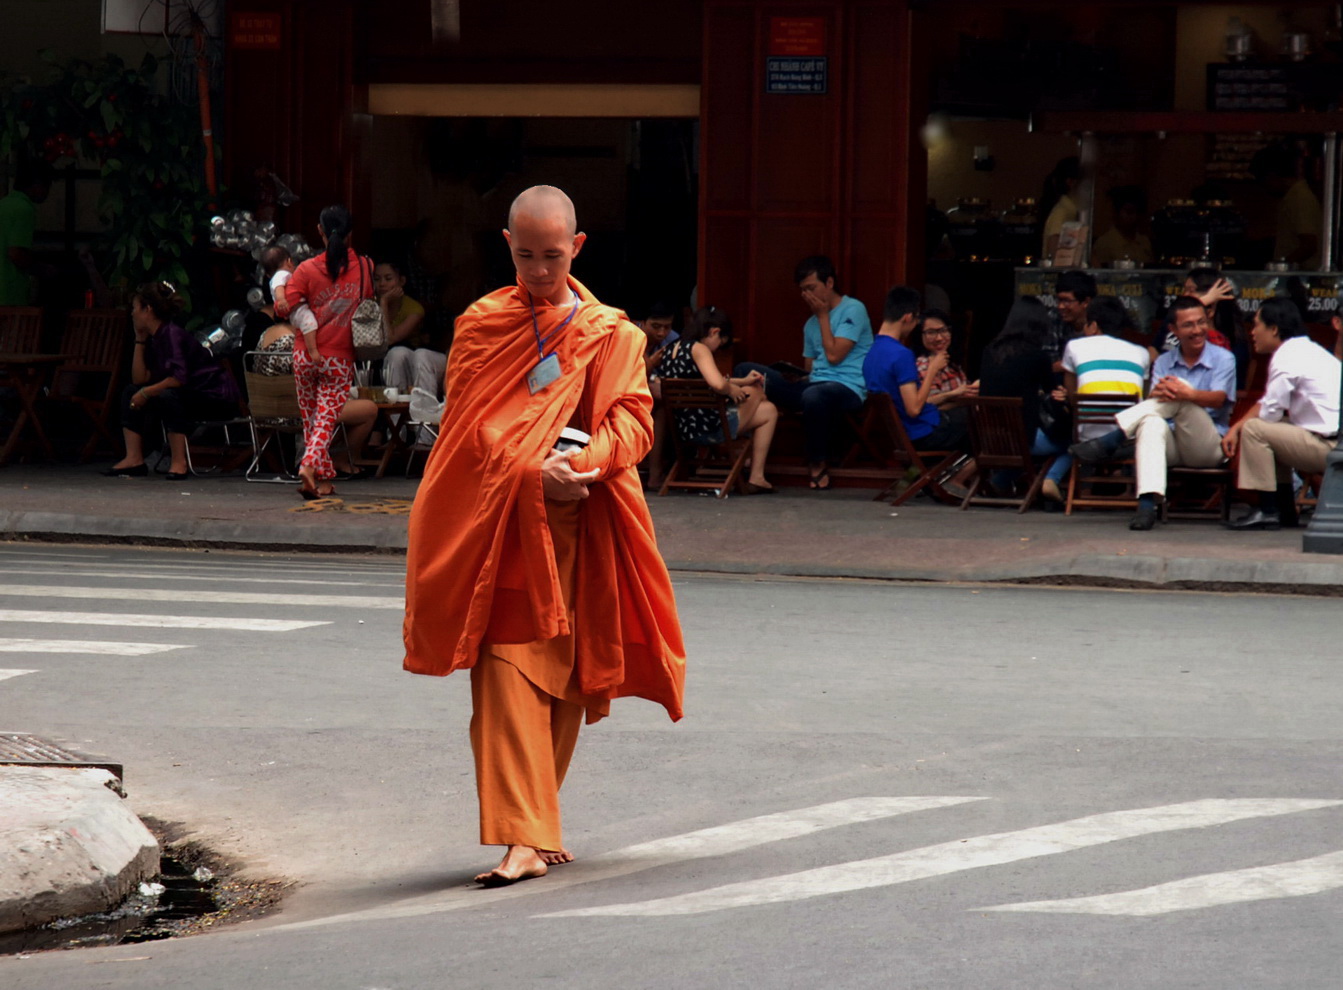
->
xmin=1259 ymin=335 xmax=1341 ymax=437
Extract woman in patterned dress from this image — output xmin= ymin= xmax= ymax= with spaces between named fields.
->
xmin=657 ymin=306 xmax=779 ymax=493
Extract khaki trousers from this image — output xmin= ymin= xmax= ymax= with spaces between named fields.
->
xmin=470 ymin=653 xmax=582 ymax=851
xmin=1115 ymin=399 xmax=1225 ymax=498
xmin=1236 ymin=419 xmax=1335 ymax=492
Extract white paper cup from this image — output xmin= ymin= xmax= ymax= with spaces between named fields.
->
xmin=384 ymin=388 xmax=400 ymax=403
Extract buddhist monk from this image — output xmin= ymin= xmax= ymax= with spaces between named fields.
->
xmin=403 ymin=185 xmax=686 ymax=887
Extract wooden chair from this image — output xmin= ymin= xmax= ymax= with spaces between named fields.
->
xmin=862 ymin=392 xmax=961 ymax=505
xmin=657 ymin=378 xmax=751 ymax=498
xmin=1064 ymin=392 xmax=1141 ymax=514
xmin=0 ymin=307 xmax=43 ymax=353
xmin=1163 ymin=465 xmax=1235 ymax=521
xmin=959 ymin=396 xmax=1055 ymax=513
xmin=46 ymin=309 xmax=127 ymax=461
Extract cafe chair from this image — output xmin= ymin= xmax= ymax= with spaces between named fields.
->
xmin=44 ymin=309 xmax=128 ymax=462
xmin=862 ymin=392 xmax=961 ymax=505
xmin=1065 ymin=392 xmax=1141 ymax=514
xmin=959 ymin=396 xmax=1056 ymax=512
xmin=0 ymin=306 xmax=43 ymax=353
xmin=241 ymin=350 xmax=348 ymax=483
xmin=656 ymin=378 xmax=751 ymax=498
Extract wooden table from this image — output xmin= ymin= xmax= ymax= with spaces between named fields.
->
xmin=0 ymin=353 xmax=66 ymax=465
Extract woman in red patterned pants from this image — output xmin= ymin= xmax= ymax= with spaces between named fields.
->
xmin=279 ymin=204 xmax=369 ymax=499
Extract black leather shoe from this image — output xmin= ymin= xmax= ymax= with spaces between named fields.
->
xmin=100 ymin=464 xmax=147 ymax=478
xmin=1128 ymin=504 xmax=1159 ymax=531
xmin=1224 ymin=508 xmax=1281 ymax=531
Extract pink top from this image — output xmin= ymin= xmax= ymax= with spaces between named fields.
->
xmin=281 ymin=248 xmax=368 ymax=361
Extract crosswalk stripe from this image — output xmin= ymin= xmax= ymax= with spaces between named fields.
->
xmin=541 ymin=798 xmax=1343 ymax=918
xmin=282 ymin=796 xmax=986 ymax=930
xmin=0 ymin=610 xmax=329 ymax=632
xmin=982 ymin=850 xmax=1343 ymax=916
xmin=0 ymin=585 xmax=402 ymax=609
xmin=11 ymin=569 xmax=404 ymax=589
xmin=0 ymin=669 xmax=37 ymax=682
xmin=0 ymin=639 xmax=188 ymax=656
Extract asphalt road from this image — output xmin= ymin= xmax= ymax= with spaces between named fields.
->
xmin=1 ymin=544 xmax=1340 ymax=989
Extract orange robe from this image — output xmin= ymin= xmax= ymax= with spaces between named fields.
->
xmin=403 ymin=275 xmax=686 ymax=719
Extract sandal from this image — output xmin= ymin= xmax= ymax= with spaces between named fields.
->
xmin=744 ymin=481 xmax=776 ymax=494
xmin=808 ymin=468 xmax=831 ymax=491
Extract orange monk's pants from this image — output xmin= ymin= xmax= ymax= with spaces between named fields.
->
xmin=470 ymin=653 xmax=582 ymax=850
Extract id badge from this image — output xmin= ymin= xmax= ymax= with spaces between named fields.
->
xmin=526 ymin=353 xmax=563 ymax=394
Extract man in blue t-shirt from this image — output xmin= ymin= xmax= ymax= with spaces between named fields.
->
xmin=734 ymin=255 xmax=872 ymax=489
xmin=863 ymin=286 xmax=970 ymax=453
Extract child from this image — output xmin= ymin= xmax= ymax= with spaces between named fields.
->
xmin=261 ymin=245 xmax=318 ymax=337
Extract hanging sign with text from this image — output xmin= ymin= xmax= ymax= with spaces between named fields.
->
xmin=229 ymin=11 xmax=283 ymax=51
xmin=766 ymin=16 xmax=827 ymax=94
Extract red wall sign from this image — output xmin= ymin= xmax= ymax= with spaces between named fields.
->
xmin=769 ymin=17 xmax=826 ymax=57
xmin=230 ymin=11 xmax=282 ymax=51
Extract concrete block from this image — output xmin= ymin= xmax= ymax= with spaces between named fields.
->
xmin=0 ymin=767 xmax=159 ymax=935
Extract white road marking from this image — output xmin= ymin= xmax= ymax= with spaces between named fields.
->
xmin=0 ymin=585 xmax=402 ymax=609
xmin=0 ymin=668 xmax=37 ymax=681
xmin=542 ymin=799 xmax=1343 ymax=918
xmin=0 ymin=610 xmax=329 ymax=631
xmin=0 ymin=638 xmax=188 ymax=656
xmin=9 ymin=569 xmax=403 ymax=589
xmin=281 ymin=796 xmax=985 ymax=930
xmin=983 ymin=850 xmax=1343 ymax=916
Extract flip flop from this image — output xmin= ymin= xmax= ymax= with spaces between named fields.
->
xmin=808 ymin=469 xmax=830 ymax=491
xmin=744 ymin=482 xmax=777 ymax=494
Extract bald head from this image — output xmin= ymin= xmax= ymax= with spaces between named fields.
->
xmin=508 ymin=185 xmax=577 ymax=236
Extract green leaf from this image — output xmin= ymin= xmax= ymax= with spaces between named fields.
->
xmin=142 ymin=253 xmax=153 ymax=270
xmin=100 ymin=99 xmax=116 ymax=132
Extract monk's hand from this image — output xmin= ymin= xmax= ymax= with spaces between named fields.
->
xmin=542 ymin=447 xmax=601 ymax=501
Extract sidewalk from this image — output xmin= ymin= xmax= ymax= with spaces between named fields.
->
xmin=3 ymin=463 xmax=1342 ymax=594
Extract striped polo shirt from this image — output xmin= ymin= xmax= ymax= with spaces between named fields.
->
xmin=1061 ymin=334 xmax=1151 ymax=440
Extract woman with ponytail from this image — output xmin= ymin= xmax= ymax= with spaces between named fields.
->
xmin=279 ymin=204 xmax=370 ymax=498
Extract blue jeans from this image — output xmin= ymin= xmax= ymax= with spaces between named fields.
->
xmin=735 ymin=362 xmax=863 ymax=466
xmin=991 ymin=428 xmax=1070 ymax=493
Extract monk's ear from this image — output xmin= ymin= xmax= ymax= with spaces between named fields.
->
xmin=571 ymin=231 xmax=587 ymax=257
xmin=502 ymin=228 xmax=512 ymax=248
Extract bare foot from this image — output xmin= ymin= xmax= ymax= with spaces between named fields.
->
xmin=297 ymin=465 xmax=318 ymax=498
xmin=540 ymin=847 xmax=574 ymax=866
xmin=474 ymin=845 xmax=548 ymax=888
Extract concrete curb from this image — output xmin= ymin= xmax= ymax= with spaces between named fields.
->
xmin=0 ymin=767 xmax=159 ymax=935
xmin=5 ymin=511 xmax=1343 ymax=595
xmin=0 ymin=510 xmax=408 ymax=553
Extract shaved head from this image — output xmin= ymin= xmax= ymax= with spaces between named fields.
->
xmin=508 ymin=185 xmax=577 ymax=236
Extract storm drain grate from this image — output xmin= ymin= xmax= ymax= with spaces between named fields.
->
xmin=0 ymin=732 xmax=124 ymax=790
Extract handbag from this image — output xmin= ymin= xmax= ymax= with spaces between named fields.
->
xmin=350 ymin=256 xmax=389 ymax=361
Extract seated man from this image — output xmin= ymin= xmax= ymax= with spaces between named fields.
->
xmin=1060 ymin=296 xmax=1151 ymax=486
xmin=1073 ymin=296 xmax=1235 ymax=530
xmin=1047 ymin=270 xmax=1097 ymax=372
xmin=640 ymin=300 xmax=680 ymax=391
xmin=734 ymin=255 xmax=872 ymax=489
xmin=862 ymin=286 xmax=970 ymax=454
xmin=1222 ymin=297 xmax=1341 ymax=530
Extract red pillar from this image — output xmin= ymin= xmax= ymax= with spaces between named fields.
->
xmin=699 ymin=0 xmax=925 ymax=362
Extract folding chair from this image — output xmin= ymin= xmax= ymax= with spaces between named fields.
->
xmin=0 ymin=306 xmax=43 ymax=352
xmin=164 ymin=363 xmax=252 ymax=476
xmin=862 ymin=392 xmax=960 ymax=505
xmin=46 ymin=309 xmax=127 ymax=461
xmin=959 ymin=396 xmax=1056 ymax=513
xmin=241 ymin=351 xmax=351 ymax=482
xmin=1164 ymin=465 xmax=1235 ymax=521
xmin=657 ymin=378 xmax=751 ymax=498
xmin=1064 ymin=392 xmax=1140 ymax=514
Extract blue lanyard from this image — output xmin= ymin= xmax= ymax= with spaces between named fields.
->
xmin=528 ymin=289 xmax=579 ymax=360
